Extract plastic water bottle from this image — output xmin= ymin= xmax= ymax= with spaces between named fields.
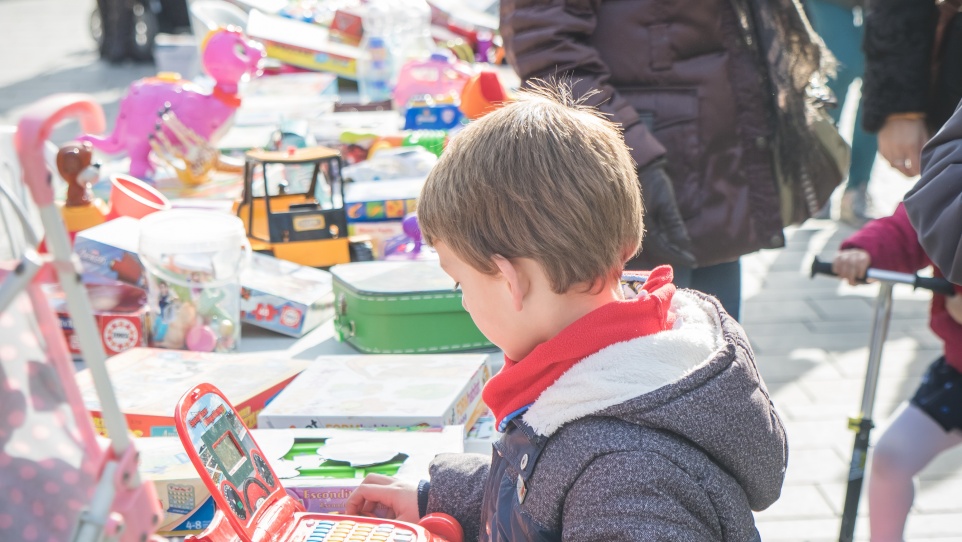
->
xmin=390 ymin=0 xmax=435 ymax=69
xmin=357 ymin=35 xmax=393 ymax=104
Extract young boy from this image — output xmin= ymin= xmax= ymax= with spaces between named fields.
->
xmin=345 ymin=86 xmax=788 ymax=541
xmin=833 ymin=203 xmax=962 ymax=539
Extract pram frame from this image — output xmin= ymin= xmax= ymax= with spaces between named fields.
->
xmin=4 ymin=93 xmax=163 ymax=542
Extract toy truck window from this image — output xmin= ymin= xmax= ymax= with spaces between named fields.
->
xmin=213 ymin=433 xmax=247 ymax=475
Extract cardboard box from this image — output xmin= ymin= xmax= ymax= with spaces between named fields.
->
xmin=328 ymin=8 xmax=364 ymax=46
xmin=344 ymin=178 xmax=423 ymax=223
xmin=274 ymin=427 xmax=464 ymax=513
xmin=247 ymin=10 xmax=361 ymax=79
xmin=136 ymin=435 xmax=215 ymax=535
xmin=137 ymin=427 xmax=463 ymax=535
xmin=75 ymin=348 xmax=309 ymax=437
xmin=43 ymin=280 xmax=148 ymax=356
xmin=73 ymin=216 xmax=146 ymax=288
xmin=347 ymin=221 xmax=404 ymax=260
xmin=464 ymin=405 xmax=497 ymax=454
xmin=239 ymin=253 xmax=335 ymax=337
xmin=258 ymin=354 xmax=491 ymax=430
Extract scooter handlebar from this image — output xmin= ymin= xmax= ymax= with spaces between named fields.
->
xmin=810 ymin=256 xmax=956 ymax=296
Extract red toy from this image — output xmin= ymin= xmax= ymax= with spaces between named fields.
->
xmin=175 ymin=383 xmax=464 ymax=542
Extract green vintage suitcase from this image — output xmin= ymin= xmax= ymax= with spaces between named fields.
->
xmin=330 ymin=260 xmax=494 ymax=354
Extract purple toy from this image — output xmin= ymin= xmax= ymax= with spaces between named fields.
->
xmin=79 ymin=27 xmax=265 ymax=179
xmin=383 ymin=213 xmax=438 ymax=261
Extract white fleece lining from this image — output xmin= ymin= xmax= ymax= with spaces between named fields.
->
xmin=523 ymin=291 xmax=725 ymax=437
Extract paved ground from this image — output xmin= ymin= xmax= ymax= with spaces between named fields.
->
xmin=2 ymin=1 xmax=961 ymax=540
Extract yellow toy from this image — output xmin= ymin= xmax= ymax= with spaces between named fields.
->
xmin=233 ymin=146 xmax=373 ymax=267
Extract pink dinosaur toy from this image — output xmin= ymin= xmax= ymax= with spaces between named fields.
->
xmin=79 ymin=27 xmax=265 ymax=179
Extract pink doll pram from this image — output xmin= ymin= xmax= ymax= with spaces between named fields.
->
xmin=0 ymin=94 xmax=164 ymax=542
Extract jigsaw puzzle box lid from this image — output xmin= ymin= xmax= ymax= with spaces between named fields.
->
xmin=330 ymin=260 xmax=493 ymax=354
xmin=137 ymin=426 xmax=463 ymax=534
xmin=76 ymin=348 xmax=309 ymax=437
xmin=257 ymin=353 xmax=491 ymax=430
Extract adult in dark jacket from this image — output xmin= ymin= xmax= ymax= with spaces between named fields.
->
xmin=904 ymin=102 xmax=962 ymax=285
xmin=499 ymin=0 xmax=839 ymax=320
xmin=861 ymin=0 xmax=962 ymax=177
xmin=806 ymin=0 xmax=879 ymax=227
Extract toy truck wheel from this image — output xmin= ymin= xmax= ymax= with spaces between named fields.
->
xmin=349 ymin=239 xmax=374 ymax=262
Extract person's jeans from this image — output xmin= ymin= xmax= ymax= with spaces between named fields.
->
xmin=806 ymin=0 xmax=878 ymax=191
xmin=672 ymin=259 xmax=742 ymax=322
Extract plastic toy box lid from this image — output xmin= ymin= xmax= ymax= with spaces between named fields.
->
xmin=241 ymin=252 xmax=334 ymax=305
xmin=329 ymin=260 xmax=458 ymax=296
xmin=257 ymin=353 xmax=491 ymax=429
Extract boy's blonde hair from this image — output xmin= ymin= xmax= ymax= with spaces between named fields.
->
xmin=418 ymin=83 xmax=644 ymax=294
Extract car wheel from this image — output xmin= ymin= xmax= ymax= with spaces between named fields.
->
xmin=128 ymin=0 xmax=159 ymax=62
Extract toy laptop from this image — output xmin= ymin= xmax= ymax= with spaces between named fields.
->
xmin=174 ymin=383 xmax=463 ymax=542
xmin=330 ymin=260 xmax=493 ymax=354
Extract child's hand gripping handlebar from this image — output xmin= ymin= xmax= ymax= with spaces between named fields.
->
xmin=810 ymin=256 xmax=955 ymax=296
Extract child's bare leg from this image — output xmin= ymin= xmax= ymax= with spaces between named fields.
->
xmin=868 ymin=402 xmax=962 ymax=541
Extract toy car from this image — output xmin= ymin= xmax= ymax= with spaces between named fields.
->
xmin=234 ymin=146 xmax=373 ymax=268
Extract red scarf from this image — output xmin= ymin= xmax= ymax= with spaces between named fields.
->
xmin=482 ymin=266 xmax=677 ymax=429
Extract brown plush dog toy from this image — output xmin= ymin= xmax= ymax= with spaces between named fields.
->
xmin=57 ymin=141 xmax=98 ymax=207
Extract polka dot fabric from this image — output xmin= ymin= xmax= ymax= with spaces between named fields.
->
xmin=1 ymin=293 xmax=95 ymax=541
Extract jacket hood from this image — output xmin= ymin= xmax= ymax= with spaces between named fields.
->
xmin=523 ymin=290 xmax=787 ymax=510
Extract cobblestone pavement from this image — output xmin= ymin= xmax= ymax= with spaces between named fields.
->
xmin=3 ymin=1 xmax=961 ymax=539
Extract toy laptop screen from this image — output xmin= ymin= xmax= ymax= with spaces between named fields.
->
xmin=177 ymin=385 xmax=281 ymax=538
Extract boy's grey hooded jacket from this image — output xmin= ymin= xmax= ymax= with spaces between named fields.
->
xmin=423 ymin=291 xmax=787 ymax=541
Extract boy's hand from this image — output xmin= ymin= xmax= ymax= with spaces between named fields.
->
xmin=833 ymin=249 xmax=872 ymax=285
xmin=947 ymin=294 xmax=962 ymax=325
xmin=638 ymin=162 xmax=697 ymax=268
xmin=345 ymin=474 xmax=420 ymax=522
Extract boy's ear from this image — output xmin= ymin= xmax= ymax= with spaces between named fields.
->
xmin=492 ymin=254 xmax=526 ymax=312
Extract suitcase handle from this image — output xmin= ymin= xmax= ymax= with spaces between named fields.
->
xmin=334 ymin=294 xmax=356 ymax=338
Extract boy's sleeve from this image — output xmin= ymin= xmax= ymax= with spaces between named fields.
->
xmin=905 ymin=102 xmax=962 ymax=284
xmin=499 ymin=0 xmax=667 ymax=168
xmin=840 ymin=204 xmax=930 ymax=274
xmin=424 ymin=452 xmax=491 ymax=542
xmin=561 ymin=451 xmax=723 ymax=541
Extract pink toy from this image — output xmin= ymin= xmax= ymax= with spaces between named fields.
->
xmin=392 ymin=52 xmax=473 ymax=112
xmin=186 ymin=322 xmax=218 ymax=352
xmin=79 ymin=27 xmax=265 ymax=179
xmin=8 ymin=93 xmax=164 ymax=542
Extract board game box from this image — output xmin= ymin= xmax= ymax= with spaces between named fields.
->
xmin=75 ymin=348 xmax=309 ymax=437
xmin=257 ymin=353 xmax=491 ymax=430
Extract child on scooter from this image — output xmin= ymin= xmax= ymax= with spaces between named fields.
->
xmin=833 ymin=203 xmax=962 ymax=540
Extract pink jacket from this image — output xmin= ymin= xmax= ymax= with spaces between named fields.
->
xmin=841 ymin=203 xmax=962 ymax=370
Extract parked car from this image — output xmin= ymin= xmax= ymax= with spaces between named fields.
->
xmin=91 ymin=0 xmax=191 ymax=62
